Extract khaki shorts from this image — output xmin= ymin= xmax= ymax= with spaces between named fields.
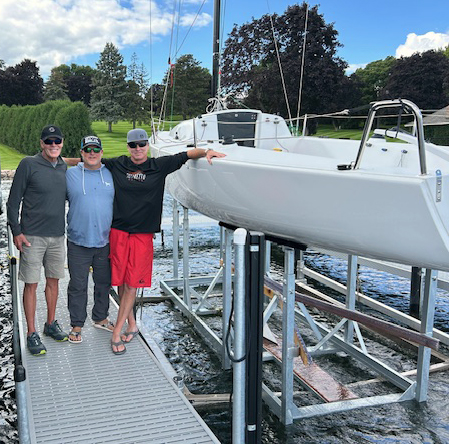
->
xmin=18 ymin=235 xmax=66 ymax=283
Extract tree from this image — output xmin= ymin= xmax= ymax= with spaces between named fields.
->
xmin=163 ymin=54 xmax=211 ymax=119
xmin=221 ymin=3 xmax=350 ymax=117
xmin=66 ymin=65 xmax=95 ymax=105
xmin=381 ymin=50 xmax=449 ymax=109
xmin=0 ymin=59 xmax=44 ymax=106
xmin=351 ymin=56 xmax=396 ymax=105
xmin=44 ymin=66 xmax=69 ymax=101
xmin=45 ymin=64 xmax=95 ymax=105
xmin=145 ymin=83 xmax=164 ymax=117
xmin=90 ymin=43 xmax=127 ymax=132
xmin=124 ymin=53 xmax=150 ymax=128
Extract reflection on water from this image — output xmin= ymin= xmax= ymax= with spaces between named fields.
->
xmin=1 ymin=187 xmax=449 ymax=443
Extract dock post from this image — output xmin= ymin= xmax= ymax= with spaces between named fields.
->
xmin=410 ymin=267 xmax=422 ymax=318
xmin=246 ymin=232 xmax=265 ymax=443
xmin=233 ymin=228 xmax=247 ymax=444
xmin=265 ymin=240 xmax=271 ymax=275
xmin=344 ymin=255 xmax=357 ymax=344
xmin=416 ymin=268 xmax=437 ymax=402
xmin=10 ymin=254 xmax=31 ymax=444
xmin=172 ymin=199 xmax=179 ymax=282
xmin=222 ymin=228 xmax=233 ymax=370
xmin=182 ymin=206 xmax=191 ymax=309
xmin=281 ymin=247 xmax=295 ymax=425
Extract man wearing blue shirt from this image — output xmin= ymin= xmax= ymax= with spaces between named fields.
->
xmin=66 ymin=136 xmax=115 ymax=343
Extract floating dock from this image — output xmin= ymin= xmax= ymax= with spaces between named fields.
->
xmin=14 ymin=265 xmax=220 ymax=444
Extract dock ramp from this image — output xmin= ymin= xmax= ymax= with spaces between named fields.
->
xmin=18 ymin=275 xmax=220 ymax=444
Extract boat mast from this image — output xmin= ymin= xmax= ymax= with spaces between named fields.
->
xmin=212 ymin=0 xmax=221 ymax=98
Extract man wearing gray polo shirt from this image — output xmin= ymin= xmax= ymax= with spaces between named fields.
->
xmin=7 ymin=124 xmax=69 ymax=355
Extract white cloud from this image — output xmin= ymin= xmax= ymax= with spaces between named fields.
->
xmin=0 ymin=0 xmax=211 ymax=77
xmin=179 ymin=12 xmax=212 ymax=28
xmin=396 ymin=31 xmax=449 ymax=58
xmin=345 ymin=63 xmax=367 ymax=75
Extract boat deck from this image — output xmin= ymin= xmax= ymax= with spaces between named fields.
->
xmin=19 ymin=272 xmax=220 ymax=444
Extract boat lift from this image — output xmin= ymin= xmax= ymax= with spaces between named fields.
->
xmin=159 ymin=199 xmax=446 ymax=437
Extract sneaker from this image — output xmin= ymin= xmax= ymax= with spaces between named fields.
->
xmin=27 ymin=332 xmax=47 ymax=356
xmin=43 ymin=320 xmax=69 ymax=342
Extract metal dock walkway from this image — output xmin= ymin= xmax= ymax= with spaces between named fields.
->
xmin=18 ymin=272 xmax=220 ymax=443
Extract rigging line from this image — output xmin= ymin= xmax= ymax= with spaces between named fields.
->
xmin=296 ymin=3 xmax=309 ymax=133
xmin=173 ymin=0 xmax=208 ymax=59
xmin=149 ymin=0 xmax=155 ymax=136
xmin=157 ymin=0 xmax=179 ymax=130
xmin=267 ymin=1 xmax=293 ymax=124
xmin=170 ymin=0 xmax=183 ymax=122
xmin=168 ymin=0 xmax=178 ymax=64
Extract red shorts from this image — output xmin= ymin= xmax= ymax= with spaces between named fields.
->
xmin=109 ymin=228 xmax=154 ymax=288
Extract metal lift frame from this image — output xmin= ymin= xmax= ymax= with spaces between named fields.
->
xmin=159 ymin=200 xmax=439 ymax=426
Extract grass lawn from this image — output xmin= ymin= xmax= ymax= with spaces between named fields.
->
xmin=314 ymin=124 xmax=364 ymax=140
xmin=92 ymin=121 xmax=153 ymax=158
xmin=0 ymin=144 xmax=26 ymax=170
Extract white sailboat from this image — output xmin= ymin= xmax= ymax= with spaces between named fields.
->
xmin=149 ymin=3 xmax=449 ymax=272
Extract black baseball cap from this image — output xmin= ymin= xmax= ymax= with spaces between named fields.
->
xmin=81 ymin=135 xmax=102 ymax=149
xmin=41 ymin=125 xmax=63 ymax=140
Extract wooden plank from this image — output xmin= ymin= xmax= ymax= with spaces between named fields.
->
xmin=264 ymin=277 xmax=439 ymax=351
xmin=263 ymin=338 xmax=358 ymax=403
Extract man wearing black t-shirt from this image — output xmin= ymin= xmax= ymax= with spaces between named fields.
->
xmin=103 ymin=128 xmax=225 ymax=354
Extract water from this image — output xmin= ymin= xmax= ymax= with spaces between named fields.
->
xmin=1 ymin=181 xmax=449 ymax=443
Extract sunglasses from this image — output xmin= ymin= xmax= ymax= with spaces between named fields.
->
xmin=82 ymin=146 xmax=102 ymax=153
xmin=44 ymin=138 xmax=62 ymax=145
xmin=128 ymin=141 xmax=147 ymax=149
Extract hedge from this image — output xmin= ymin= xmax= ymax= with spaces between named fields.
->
xmin=0 ymin=100 xmax=94 ymax=157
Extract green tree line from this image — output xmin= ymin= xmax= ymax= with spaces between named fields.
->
xmin=1 ymin=1 xmax=449 ymax=136
xmin=0 ymin=101 xmax=92 ymax=157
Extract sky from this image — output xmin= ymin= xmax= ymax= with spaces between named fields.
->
xmin=0 ymin=0 xmax=449 ymax=85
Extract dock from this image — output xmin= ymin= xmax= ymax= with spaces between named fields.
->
xmin=15 ymin=266 xmax=220 ymax=443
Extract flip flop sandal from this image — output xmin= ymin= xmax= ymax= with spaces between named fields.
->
xmin=122 ymin=330 xmax=139 ymax=343
xmin=111 ymin=340 xmax=126 ymax=355
xmin=93 ymin=320 xmax=115 ymax=332
xmin=68 ymin=329 xmax=83 ymax=344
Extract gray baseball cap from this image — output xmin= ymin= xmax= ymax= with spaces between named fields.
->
xmin=127 ymin=128 xmax=148 ymax=143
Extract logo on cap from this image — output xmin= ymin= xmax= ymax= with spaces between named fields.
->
xmin=49 ymin=127 xmax=56 ymax=133
xmin=84 ymin=136 xmax=100 ymax=144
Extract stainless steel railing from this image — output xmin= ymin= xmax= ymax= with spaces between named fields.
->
xmin=354 ymin=99 xmax=427 ymax=175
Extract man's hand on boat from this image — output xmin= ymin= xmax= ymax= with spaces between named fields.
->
xmin=187 ymin=148 xmax=226 ymax=165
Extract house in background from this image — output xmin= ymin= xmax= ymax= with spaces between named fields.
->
xmin=407 ymin=105 xmax=449 ymax=145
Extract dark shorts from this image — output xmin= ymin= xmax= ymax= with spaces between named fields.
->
xmin=109 ymin=228 xmax=154 ymax=288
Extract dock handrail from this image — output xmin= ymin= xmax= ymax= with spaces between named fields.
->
xmin=8 ymin=225 xmax=32 ymax=444
xmin=354 ymin=99 xmax=427 ymax=175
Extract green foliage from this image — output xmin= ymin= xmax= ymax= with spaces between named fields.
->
xmin=56 ymin=102 xmax=93 ymax=156
xmin=90 ymin=43 xmax=127 ymax=132
xmin=352 ymin=56 xmax=396 ymax=104
xmin=162 ymin=54 xmax=211 ymax=119
xmin=0 ymin=59 xmax=44 ymax=106
xmin=45 ymin=64 xmax=95 ymax=105
xmin=221 ymin=2 xmax=351 ymax=116
xmin=381 ymin=50 xmax=449 ymax=109
xmin=124 ymin=53 xmax=150 ymax=127
xmin=425 ymin=124 xmax=449 ymax=145
xmin=0 ymin=100 xmax=93 ymax=157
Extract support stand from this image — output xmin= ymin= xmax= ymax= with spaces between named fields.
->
xmin=159 ymin=200 xmax=440 ymax=430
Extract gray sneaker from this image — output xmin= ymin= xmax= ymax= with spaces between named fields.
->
xmin=43 ymin=320 xmax=69 ymax=342
xmin=27 ymin=332 xmax=47 ymax=356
